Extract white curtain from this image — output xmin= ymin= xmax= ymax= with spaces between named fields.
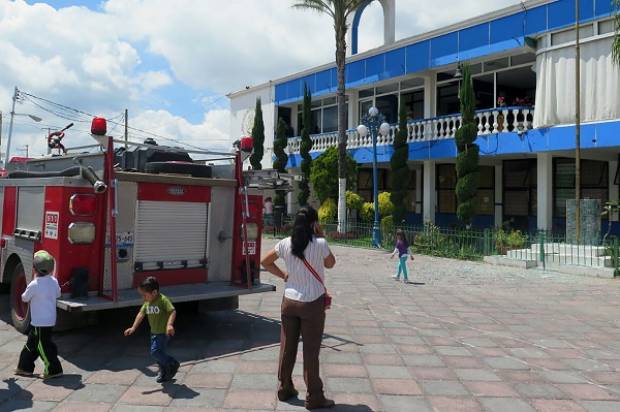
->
xmin=534 ymin=36 xmax=620 ymax=128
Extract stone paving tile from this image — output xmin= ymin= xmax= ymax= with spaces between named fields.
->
xmin=182 ymin=372 xmax=232 ymax=389
xmin=222 ymin=390 xmax=276 ymax=410
xmin=230 ymin=373 xmax=277 ymax=390
xmin=515 ymin=383 xmax=570 ymax=399
xmin=580 ymin=400 xmax=620 ymax=412
xmin=428 ymin=396 xmax=483 ymax=412
xmin=0 ymin=399 xmax=57 ymax=411
xmin=372 ymin=378 xmax=422 ymax=395
xmin=53 ymin=401 xmax=112 ymax=411
xmin=117 ymin=386 xmax=172 ymax=407
xmin=167 ymin=387 xmax=226 ymax=408
xmin=366 ymin=365 xmax=411 ymax=379
xmin=331 ymin=393 xmax=382 ymax=411
xmin=322 ymin=364 xmax=368 ymax=378
xmin=326 ymin=377 xmax=372 ymax=393
xmin=421 ymin=380 xmax=469 ymax=396
xmin=532 ymin=399 xmax=586 ymax=412
xmin=480 ymin=397 xmax=536 ymax=412
xmin=87 ymin=370 xmax=141 ymax=385
xmin=26 ymin=381 xmax=74 ymax=402
xmin=66 ymin=383 xmax=128 ymax=404
xmin=380 ymin=395 xmax=432 ymax=412
xmin=556 ymin=384 xmax=618 ymax=401
xmin=455 ymin=368 xmax=502 ymax=381
xmin=464 ymin=381 xmax=519 ymax=397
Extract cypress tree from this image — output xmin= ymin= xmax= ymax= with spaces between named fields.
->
xmin=273 ymin=117 xmax=289 ymax=209
xmin=249 ymin=97 xmax=264 ymax=170
xmin=298 ymin=84 xmax=313 ymax=207
xmin=455 ymin=64 xmax=480 ymax=225
xmin=390 ymin=103 xmax=410 ymax=225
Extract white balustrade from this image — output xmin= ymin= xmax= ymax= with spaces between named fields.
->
xmin=286 ymin=106 xmax=535 ymax=154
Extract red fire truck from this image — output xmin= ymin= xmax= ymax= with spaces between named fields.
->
xmin=0 ymin=117 xmax=279 ymax=333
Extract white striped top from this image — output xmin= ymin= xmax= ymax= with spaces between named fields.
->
xmin=275 ymin=236 xmax=332 ymax=302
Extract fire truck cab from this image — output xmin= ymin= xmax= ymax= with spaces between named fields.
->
xmin=0 ymin=118 xmax=278 ymax=333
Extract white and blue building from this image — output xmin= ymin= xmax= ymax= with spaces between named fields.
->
xmin=229 ymin=0 xmax=620 ymax=234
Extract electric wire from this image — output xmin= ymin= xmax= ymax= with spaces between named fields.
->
xmin=18 ymin=90 xmax=231 ymax=151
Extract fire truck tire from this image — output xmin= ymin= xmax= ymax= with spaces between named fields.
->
xmin=145 ymin=162 xmax=213 ymax=178
xmin=9 ymin=263 xmax=31 ymax=334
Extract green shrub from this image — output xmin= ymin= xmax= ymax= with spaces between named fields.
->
xmin=318 ymin=198 xmax=337 ymax=224
xmin=381 ymin=215 xmax=394 ymax=243
xmin=346 ymin=191 xmax=363 ymax=212
xmin=378 ymin=192 xmax=394 ymax=217
xmin=361 ymin=202 xmax=374 ymax=222
xmin=507 ymin=229 xmax=527 ymax=249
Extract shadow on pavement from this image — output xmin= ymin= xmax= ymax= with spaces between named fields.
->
xmin=140 ymin=381 xmax=200 ymax=400
xmin=283 ymin=397 xmax=375 ymax=411
xmin=0 ymin=378 xmax=32 ymax=412
xmin=42 ymin=374 xmax=84 ymax=390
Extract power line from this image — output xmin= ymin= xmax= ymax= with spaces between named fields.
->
xmin=19 ymin=90 xmax=230 ymax=151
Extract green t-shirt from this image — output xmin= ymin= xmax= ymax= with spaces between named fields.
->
xmin=140 ymin=293 xmax=175 ymax=334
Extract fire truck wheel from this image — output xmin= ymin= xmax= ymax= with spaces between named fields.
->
xmin=145 ymin=162 xmax=213 ymax=178
xmin=9 ymin=263 xmax=31 ymax=334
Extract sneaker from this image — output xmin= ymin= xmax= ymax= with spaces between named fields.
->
xmin=403 ymin=278 xmax=409 ymax=284
xmin=168 ymin=360 xmax=180 ymax=380
xmin=392 ymin=276 xmax=400 ymax=280
xmin=43 ymin=372 xmax=63 ymax=380
xmin=156 ymin=366 xmax=168 ymax=383
xmin=14 ymin=369 xmax=33 ymax=377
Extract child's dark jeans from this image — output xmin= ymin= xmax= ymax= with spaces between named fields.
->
xmin=150 ymin=334 xmax=176 ymax=369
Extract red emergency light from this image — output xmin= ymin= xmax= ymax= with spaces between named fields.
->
xmin=240 ymin=137 xmax=253 ymax=153
xmin=69 ymin=194 xmax=97 ymax=216
xmin=91 ymin=117 xmax=107 ymax=136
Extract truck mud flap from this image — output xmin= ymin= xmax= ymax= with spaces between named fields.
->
xmin=56 ymin=282 xmax=276 ymax=312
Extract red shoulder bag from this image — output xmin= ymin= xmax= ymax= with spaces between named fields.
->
xmin=301 ymin=258 xmax=332 ymax=310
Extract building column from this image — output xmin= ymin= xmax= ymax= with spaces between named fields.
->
xmin=423 ymin=75 xmax=436 ymax=119
xmin=291 ymin=105 xmax=299 ymax=136
xmin=415 ymin=164 xmax=423 ymax=214
xmin=348 ymin=90 xmax=359 ymax=129
xmin=287 ymin=169 xmax=299 ymax=215
xmin=423 ymin=160 xmax=435 ymax=223
xmin=494 ymin=163 xmax=503 ymax=227
xmin=537 ymin=153 xmax=553 ymax=232
xmin=610 ymin=160 xmax=619 ymax=221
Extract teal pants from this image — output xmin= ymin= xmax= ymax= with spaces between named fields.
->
xmin=395 ymin=255 xmax=409 ymax=280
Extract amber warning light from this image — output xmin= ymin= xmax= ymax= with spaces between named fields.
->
xmin=91 ymin=117 xmax=107 ymax=136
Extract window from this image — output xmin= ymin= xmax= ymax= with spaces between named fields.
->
xmin=599 ymin=20 xmax=615 ymax=35
xmin=551 ymin=25 xmax=594 ymax=46
xmin=437 ymin=164 xmax=494 ymax=215
xmin=553 ymin=158 xmax=608 ymax=218
xmin=401 ymin=90 xmax=424 ymax=121
xmin=376 ymin=83 xmax=399 ymax=95
xmin=359 ymin=100 xmax=373 ymax=123
xmin=376 ymin=94 xmax=398 ymax=124
xmin=357 ymin=169 xmax=392 ymax=202
xmin=473 ymin=74 xmax=494 ymax=111
xmin=322 ymin=105 xmax=338 ymax=133
xmin=359 ymin=88 xmax=374 ymax=99
xmin=437 ymin=164 xmax=457 ymax=213
xmin=503 ymin=159 xmax=537 ymax=217
xmin=436 ymin=82 xmax=460 ymax=116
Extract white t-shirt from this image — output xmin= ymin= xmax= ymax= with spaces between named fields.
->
xmin=264 ymin=201 xmax=273 ymax=215
xmin=21 ymin=275 xmax=61 ymax=327
xmin=275 ymin=236 xmax=332 ymax=302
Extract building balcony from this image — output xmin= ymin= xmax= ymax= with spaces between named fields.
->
xmin=286 ymin=106 xmax=534 ymax=156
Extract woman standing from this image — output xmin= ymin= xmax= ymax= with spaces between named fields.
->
xmin=261 ymin=207 xmax=336 ymax=410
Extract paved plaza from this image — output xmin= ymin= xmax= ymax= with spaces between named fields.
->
xmin=1 ymin=239 xmax=620 ymax=411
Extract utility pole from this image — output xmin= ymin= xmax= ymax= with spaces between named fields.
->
xmin=575 ymin=0 xmax=582 ymax=241
xmin=24 ymin=145 xmax=29 ymax=158
xmin=124 ymin=108 xmax=128 ymax=149
xmin=4 ymin=87 xmax=18 ymax=168
xmin=46 ymin=128 xmax=51 ymax=155
xmin=0 ymin=111 xmax=3 ymax=163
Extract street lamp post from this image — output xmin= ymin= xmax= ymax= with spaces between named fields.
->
xmin=357 ymin=106 xmax=390 ymax=248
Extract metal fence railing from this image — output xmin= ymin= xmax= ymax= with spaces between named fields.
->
xmin=263 ymin=220 xmax=620 ymax=276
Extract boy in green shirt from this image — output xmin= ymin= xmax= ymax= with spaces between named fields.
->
xmin=124 ymin=276 xmax=180 ymax=383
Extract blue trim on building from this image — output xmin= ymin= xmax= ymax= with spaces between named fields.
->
xmin=275 ymin=0 xmax=614 ymax=105
xmin=286 ymin=120 xmax=620 ymax=168
xmin=351 ymin=0 xmax=373 ymax=56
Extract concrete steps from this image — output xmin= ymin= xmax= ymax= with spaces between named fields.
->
xmin=530 ymin=243 xmax=607 ymax=257
xmin=506 ymin=248 xmax=613 ymax=268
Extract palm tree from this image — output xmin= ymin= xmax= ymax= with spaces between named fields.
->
xmin=613 ymin=0 xmax=620 ymax=64
xmin=293 ymin=0 xmax=366 ymax=231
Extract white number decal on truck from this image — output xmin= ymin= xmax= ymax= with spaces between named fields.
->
xmin=45 ymin=211 xmax=59 ymax=240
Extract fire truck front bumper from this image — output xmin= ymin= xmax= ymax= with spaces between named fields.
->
xmin=56 ymin=282 xmax=276 ymax=312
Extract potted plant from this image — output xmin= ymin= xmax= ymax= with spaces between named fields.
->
xmin=496 ymin=96 xmax=506 ymax=131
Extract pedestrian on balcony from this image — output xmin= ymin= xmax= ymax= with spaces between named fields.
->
xmin=261 ymin=206 xmax=336 ymax=410
xmin=391 ymin=229 xmax=414 ymax=284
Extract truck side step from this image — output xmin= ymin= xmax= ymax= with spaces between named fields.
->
xmin=57 ymin=282 xmax=276 ymax=312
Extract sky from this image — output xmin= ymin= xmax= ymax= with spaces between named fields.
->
xmin=0 ymin=0 xmax=521 ymax=158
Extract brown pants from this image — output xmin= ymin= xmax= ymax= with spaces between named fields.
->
xmin=278 ymin=295 xmax=326 ymax=403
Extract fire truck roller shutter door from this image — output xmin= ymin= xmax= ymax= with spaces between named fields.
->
xmin=134 ymin=201 xmax=208 ymax=273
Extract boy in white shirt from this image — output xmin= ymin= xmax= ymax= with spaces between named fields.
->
xmin=15 ymin=250 xmax=63 ymax=379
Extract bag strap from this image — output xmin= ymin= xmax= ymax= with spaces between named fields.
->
xmin=302 ymin=258 xmax=328 ymax=293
